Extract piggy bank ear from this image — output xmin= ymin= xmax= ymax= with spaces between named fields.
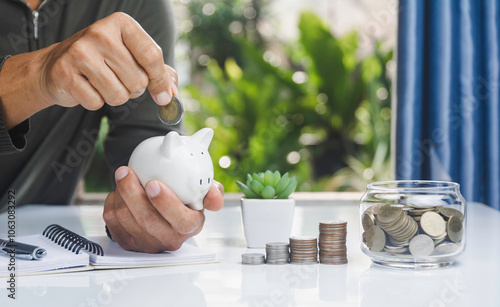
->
xmin=161 ymin=131 xmax=184 ymax=158
xmin=192 ymin=128 xmax=214 ymax=149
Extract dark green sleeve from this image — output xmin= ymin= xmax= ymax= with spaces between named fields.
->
xmin=0 ymin=55 xmax=30 ymax=156
xmin=104 ymin=0 xmax=183 ymax=171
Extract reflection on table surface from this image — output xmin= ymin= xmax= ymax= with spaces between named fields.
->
xmin=0 ymin=198 xmax=499 ymax=306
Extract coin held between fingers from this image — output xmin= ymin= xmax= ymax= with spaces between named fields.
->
xmin=158 ymin=96 xmax=184 ymax=125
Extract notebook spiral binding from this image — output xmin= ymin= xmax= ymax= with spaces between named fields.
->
xmin=42 ymin=224 xmax=104 ymax=256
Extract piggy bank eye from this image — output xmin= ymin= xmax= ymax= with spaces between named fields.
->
xmin=190 ymin=153 xmax=194 ymax=156
xmin=199 ymin=179 xmax=202 ymax=185
xmin=201 ymin=152 xmax=204 ymax=155
xmin=208 ymin=178 xmax=211 ymax=184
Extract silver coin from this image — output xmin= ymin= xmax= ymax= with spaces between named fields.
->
xmin=362 ymin=211 xmax=375 ymax=231
xmin=420 ymin=211 xmax=446 ymax=238
xmin=290 ymin=236 xmax=317 ymax=241
xmin=384 ymin=245 xmax=408 ymax=254
xmin=377 ymin=204 xmax=404 ymax=224
xmin=447 ymin=215 xmax=463 ymax=243
xmin=409 ymin=234 xmax=435 ymax=257
xmin=438 ymin=207 xmax=464 ymax=220
xmin=157 ymin=96 xmax=184 ymax=125
xmin=365 ymin=225 xmax=386 ymax=252
xmin=432 ymin=242 xmax=461 ymax=255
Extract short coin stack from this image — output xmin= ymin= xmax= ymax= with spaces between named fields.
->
xmin=241 ymin=253 xmax=265 ymax=265
xmin=289 ymin=236 xmax=318 ymax=264
xmin=318 ymin=220 xmax=348 ymax=264
xmin=265 ymin=242 xmax=290 ymax=264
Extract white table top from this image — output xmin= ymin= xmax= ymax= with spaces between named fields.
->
xmin=0 ymin=198 xmax=499 ymax=307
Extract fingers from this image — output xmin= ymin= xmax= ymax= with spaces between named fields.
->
xmin=164 ymin=65 xmax=179 ymax=96
xmin=103 ymin=44 xmax=149 ymax=99
xmin=67 ymin=74 xmax=105 ymax=110
xmin=203 ymin=181 xmax=224 ymax=212
xmin=104 ymin=164 xmax=212 ymax=253
xmin=114 ymin=167 xmax=183 ymax=251
xmin=79 ymin=54 xmax=131 ymax=107
xmin=145 ymin=180 xmax=205 ymax=236
xmin=44 ymin=12 xmax=179 ymax=110
xmin=117 ymin=13 xmax=177 ymax=105
xmin=103 ymin=191 xmax=134 ymax=249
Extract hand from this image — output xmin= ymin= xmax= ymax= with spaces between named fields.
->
xmin=103 ymin=166 xmax=224 ymax=253
xmin=37 ymin=12 xmax=178 ymax=110
xmin=0 ymin=12 xmax=178 ymax=130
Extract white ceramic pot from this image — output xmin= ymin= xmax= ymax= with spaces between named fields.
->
xmin=241 ymin=198 xmax=295 ymax=248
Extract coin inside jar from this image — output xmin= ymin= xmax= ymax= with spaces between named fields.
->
xmin=365 ymin=225 xmax=386 ymax=252
xmin=409 ymin=234 xmax=435 ymax=256
xmin=447 ymin=215 xmax=463 ymax=243
xmin=438 ymin=207 xmax=464 ymax=220
xmin=157 ymin=96 xmax=184 ymax=125
xmin=420 ymin=211 xmax=446 ymax=238
xmin=377 ymin=204 xmax=403 ymax=224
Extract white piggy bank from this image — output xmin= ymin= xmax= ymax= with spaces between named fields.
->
xmin=128 ymin=128 xmax=214 ymax=210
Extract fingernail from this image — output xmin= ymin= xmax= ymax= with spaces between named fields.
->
xmin=217 ymin=183 xmax=225 ymax=197
xmin=146 ymin=181 xmax=161 ymax=198
xmin=156 ymin=91 xmax=171 ymax=106
xmin=115 ymin=167 xmax=128 ymax=181
xmin=172 ymin=85 xmax=179 ymax=96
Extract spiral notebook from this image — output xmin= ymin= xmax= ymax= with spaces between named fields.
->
xmin=0 ymin=224 xmax=216 ymax=276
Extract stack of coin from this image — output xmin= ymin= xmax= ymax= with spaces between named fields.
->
xmin=318 ymin=220 xmax=347 ymax=264
xmin=265 ymin=242 xmax=289 ymax=264
xmin=375 ymin=204 xmax=418 ymax=247
xmin=241 ymin=253 xmax=265 ymax=265
xmin=289 ymin=236 xmax=318 ymax=264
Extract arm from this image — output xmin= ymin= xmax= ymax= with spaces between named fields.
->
xmin=0 ymin=55 xmax=29 ymax=155
xmin=102 ymin=0 xmax=224 ymax=253
xmin=0 ymin=12 xmax=178 ymax=132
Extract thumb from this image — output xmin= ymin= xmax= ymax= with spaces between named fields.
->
xmin=148 ymin=64 xmax=179 ymax=105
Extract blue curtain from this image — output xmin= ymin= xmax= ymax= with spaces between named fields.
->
xmin=395 ymin=0 xmax=500 ymax=210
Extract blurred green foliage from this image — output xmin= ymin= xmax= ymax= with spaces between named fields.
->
xmin=181 ymin=0 xmax=266 ymax=70
xmin=84 ymin=117 xmax=113 ymax=193
xmin=181 ymin=5 xmax=393 ymax=192
xmin=84 ymin=2 xmax=393 ymax=193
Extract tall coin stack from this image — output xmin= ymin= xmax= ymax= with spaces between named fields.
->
xmin=289 ymin=236 xmax=318 ymax=264
xmin=265 ymin=242 xmax=290 ymax=264
xmin=318 ymin=220 xmax=348 ymax=264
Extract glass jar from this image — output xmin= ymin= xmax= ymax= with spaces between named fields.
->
xmin=360 ymin=181 xmax=466 ymax=269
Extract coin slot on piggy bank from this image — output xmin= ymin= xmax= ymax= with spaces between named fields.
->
xmin=128 ymin=128 xmax=215 ymax=210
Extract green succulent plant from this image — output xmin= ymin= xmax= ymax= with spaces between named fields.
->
xmin=236 ymin=170 xmax=297 ymax=199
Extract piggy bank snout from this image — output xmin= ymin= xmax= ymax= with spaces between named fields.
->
xmin=193 ymin=169 xmax=213 ymax=190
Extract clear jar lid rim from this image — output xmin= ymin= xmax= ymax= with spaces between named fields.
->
xmin=366 ymin=180 xmax=460 ymax=191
